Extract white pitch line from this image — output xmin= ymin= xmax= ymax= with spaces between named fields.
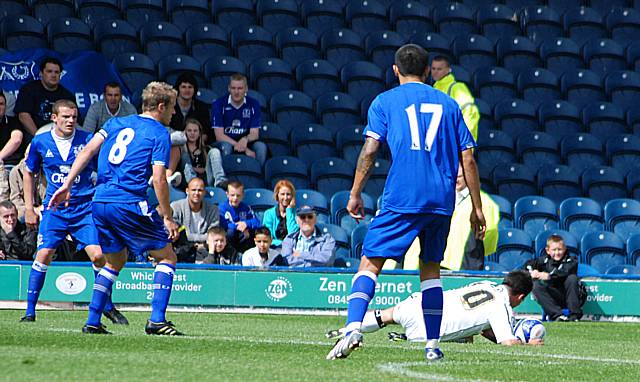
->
xmin=377 ymin=362 xmax=486 ymax=382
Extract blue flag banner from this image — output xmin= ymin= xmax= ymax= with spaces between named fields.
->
xmin=0 ymin=49 xmax=131 ymax=118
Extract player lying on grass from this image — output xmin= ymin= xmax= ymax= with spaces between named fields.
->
xmin=327 ymin=270 xmax=543 ymax=346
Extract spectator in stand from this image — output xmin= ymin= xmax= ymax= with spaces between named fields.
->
xmin=211 ymin=74 xmax=267 ymax=166
xmin=170 ymin=73 xmax=211 ymax=134
xmin=180 ymin=118 xmax=226 ymax=188
xmin=262 ymin=180 xmax=299 ymax=249
xmin=0 ymin=200 xmax=37 ymax=260
xmin=0 ymin=92 xmax=27 ymax=200
xmin=83 ymin=82 xmax=137 ymax=133
xmin=242 ymin=227 xmax=285 ymax=267
xmin=219 ymin=180 xmax=261 ymax=253
xmin=196 ymin=226 xmax=239 ymax=265
xmin=9 ymin=145 xmax=46 ymax=221
xmin=171 ymin=177 xmax=220 ymax=263
xmin=2 ymin=89 xmax=16 ymax=116
xmin=281 ymin=205 xmax=335 ymax=267
xmin=15 ymin=57 xmax=74 ymax=138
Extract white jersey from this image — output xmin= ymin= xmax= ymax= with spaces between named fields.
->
xmin=393 ymin=281 xmax=517 ymax=343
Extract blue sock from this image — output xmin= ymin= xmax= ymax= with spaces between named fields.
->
xmin=149 ymin=263 xmax=175 ymax=323
xmin=86 ymin=268 xmax=119 ymax=327
xmin=344 ymin=271 xmax=377 ymax=334
xmin=26 ymin=261 xmax=48 ymax=317
xmin=421 ymin=279 xmax=443 ymax=349
xmin=93 ymin=265 xmax=115 ymax=312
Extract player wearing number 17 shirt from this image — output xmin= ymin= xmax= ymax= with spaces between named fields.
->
xmin=327 ymin=45 xmax=487 ymax=361
xmin=50 ymin=82 xmax=183 ymax=335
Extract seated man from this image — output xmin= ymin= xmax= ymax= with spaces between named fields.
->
xmin=0 ymin=201 xmax=37 ymax=260
xmin=524 ymin=234 xmax=583 ymax=322
xmin=328 ymin=270 xmax=543 ymax=346
xmin=0 ymin=91 xmax=27 ymax=200
xmin=171 ymin=177 xmax=220 ymax=263
xmin=281 ymin=205 xmax=335 ymax=267
xmin=82 ymin=82 xmax=137 ymax=133
xmin=9 ymin=145 xmax=46 ymax=221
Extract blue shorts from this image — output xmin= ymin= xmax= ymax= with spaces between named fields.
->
xmin=38 ymin=200 xmax=100 ymax=251
xmin=362 ymin=209 xmax=452 ymax=263
xmin=92 ymin=201 xmax=171 ymax=254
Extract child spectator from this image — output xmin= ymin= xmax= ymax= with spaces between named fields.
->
xmin=180 ymin=118 xmax=226 ymax=188
xmin=261 ymin=179 xmax=299 ymax=249
xmin=197 ymin=226 xmax=238 ymax=265
xmin=241 ymin=227 xmax=284 ymax=267
xmin=219 ymin=180 xmax=261 ymax=253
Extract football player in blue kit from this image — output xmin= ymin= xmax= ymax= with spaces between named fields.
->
xmin=327 ymin=45 xmax=486 ymax=361
xmin=49 ymin=82 xmax=182 ymax=335
xmin=21 ymin=99 xmax=128 ymax=325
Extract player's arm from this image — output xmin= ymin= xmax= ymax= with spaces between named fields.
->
xmin=347 ymin=137 xmax=380 ymax=220
xmin=152 ymin=164 xmax=179 ymax=240
xmin=460 ymin=149 xmax=486 ymax=239
xmin=23 ymin=169 xmax=38 ymax=229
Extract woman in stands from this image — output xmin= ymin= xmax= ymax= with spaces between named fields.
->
xmin=179 ymin=118 xmax=226 ymax=188
xmin=262 ymin=179 xmax=299 ymax=250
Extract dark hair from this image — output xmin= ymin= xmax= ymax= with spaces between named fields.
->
xmin=104 ymin=81 xmax=121 ymax=93
xmin=40 ymin=57 xmax=63 ymax=72
xmin=394 ymin=44 xmax=429 ymax=77
xmin=0 ymin=200 xmax=17 ymax=212
xmin=207 ymin=226 xmax=226 ymax=236
xmin=227 ymin=180 xmax=244 ymax=191
xmin=255 ymin=227 xmax=272 ymax=238
xmin=0 ymin=92 xmax=5 ymax=103
xmin=431 ymin=55 xmax=451 ymax=67
xmin=502 ymin=270 xmax=533 ymax=297
xmin=52 ymin=99 xmax=78 ymax=115
xmin=175 ymin=72 xmax=199 ymax=93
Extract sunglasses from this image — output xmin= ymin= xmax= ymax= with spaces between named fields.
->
xmin=298 ymin=214 xmax=315 ymax=220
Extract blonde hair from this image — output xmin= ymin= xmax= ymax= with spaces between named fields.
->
xmin=273 ymin=179 xmax=296 ymax=207
xmin=141 ymin=81 xmax=177 ymax=112
xmin=546 ymin=234 xmax=565 ymax=247
xmin=52 ymin=99 xmax=77 ymax=115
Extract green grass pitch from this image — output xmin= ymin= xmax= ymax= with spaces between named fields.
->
xmin=1 ymin=310 xmax=639 ymax=381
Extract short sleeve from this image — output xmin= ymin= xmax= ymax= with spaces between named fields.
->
xmin=488 ymin=303 xmax=517 ymax=344
xmin=152 ymin=128 xmax=171 ymax=167
xmin=363 ymin=96 xmax=387 ymax=142
xmin=25 ymin=138 xmax=41 ymax=173
xmin=14 ymin=83 xmax=35 ymax=115
xmin=97 ymin=117 xmax=114 ymax=140
xmin=249 ymin=100 xmax=261 ymax=129
xmin=455 ymin=107 xmax=476 ymax=151
xmin=211 ymin=99 xmax=223 ymax=129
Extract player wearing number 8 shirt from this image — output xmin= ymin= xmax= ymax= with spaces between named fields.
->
xmin=50 ymin=82 xmax=183 ymax=335
xmin=327 ymin=44 xmax=486 ymax=361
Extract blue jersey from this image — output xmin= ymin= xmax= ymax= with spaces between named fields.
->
xmin=93 ymin=114 xmax=170 ymax=203
xmin=211 ymin=94 xmax=261 ymax=141
xmin=365 ymin=82 xmax=476 ymax=215
xmin=26 ymin=129 xmax=95 ymax=206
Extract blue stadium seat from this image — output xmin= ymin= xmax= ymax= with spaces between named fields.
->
xmin=157 ymin=55 xmax=204 ymax=88
xmin=223 ymin=155 xmax=265 ymax=189
xmin=166 ymin=0 xmax=210 ymax=33
xmin=264 ymin=156 xmax=310 ymax=190
xmin=560 ymin=133 xmax=604 ymax=174
xmin=538 ymin=100 xmax=583 ymax=138
xmin=257 ymin=0 xmax=300 ymax=34
xmin=537 ymin=164 xmax=581 ymax=205
xmin=203 ymin=56 xmax=246 ymax=93
xmin=546 ymin=0 xmax=582 ymax=16
xmin=578 ymin=262 xmax=601 ymax=277
xmin=204 ymin=186 xmax=227 ymax=205
xmin=433 ymin=2 xmax=477 ymax=40
xmin=248 ymin=90 xmax=270 ymax=122
xmin=113 ymin=53 xmax=156 ymax=94
xmin=627 ymin=233 xmax=640 ymax=266
xmin=346 ymin=0 xmax=389 ymax=38
xmin=295 ymin=59 xmax=340 ymax=100
xmin=496 ymin=36 xmax=541 ymax=76
xmin=365 ymin=30 xmax=406 ymax=70
xmin=517 ymin=68 xmax=560 ymax=108
xmin=605 ymin=264 xmax=640 ymax=275
xmin=47 ymin=17 xmax=93 ymax=54
xmin=249 ymin=58 xmax=294 ymax=99
xmin=390 ymin=0 xmax=434 ymax=39
xmin=1 ymin=15 xmax=47 ymax=51
xmin=311 ymin=158 xmax=355 ymax=201
xmin=583 ymin=102 xmax=627 ymax=142
xmin=122 ymin=0 xmax=165 ymax=30
xmin=563 ymin=6 xmax=606 ymax=47
xmin=539 ymin=38 xmax=584 ymax=78
xmin=336 ymin=125 xmax=365 ymax=166
xmin=195 ymin=88 xmax=218 ymax=105
xmin=77 ymin=0 xmax=121 ymax=28
xmin=493 ymin=99 xmax=537 ymax=138
xmin=483 ymin=261 xmax=510 ymax=272
xmin=475 ymin=98 xmax=494 ymax=133
xmin=514 ymin=196 xmax=559 ymax=239
xmin=591 ymin=0 xmax=630 ymax=16
xmin=363 ymin=159 xmax=390 ymax=200
xmin=316 ymin=92 xmax=362 ymax=127
xmin=274 ymin=29 xmax=318 ymax=70
xmin=291 ymin=124 xmax=337 ymax=166
xmin=534 ymin=229 xmax=579 ymax=258
xmin=409 ymin=32 xmax=452 ymax=59
xmin=627 ymin=107 xmax=640 ymax=135
xmin=140 ymin=21 xmax=185 ymax=64
xmin=504 ymin=0 xmax=545 ymax=8
xmin=243 ymin=188 xmax=276 ymax=221
xmin=302 ymin=1 xmax=345 ymax=38
xmin=0 ymin=0 xmax=28 ymax=19
xmin=476 ymin=4 xmax=520 ymax=45
xmin=259 ymin=123 xmax=290 ymax=157
xmin=626 ymin=40 xmax=640 ymax=71
xmin=332 ymin=190 xmax=375 ymax=235
xmin=627 ymin=166 xmax=640 ymax=200
xmin=148 ymin=185 xmax=186 ymax=207
xmin=606 ymin=7 xmax=640 ymax=46
xmin=604 ymin=198 xmax=640 ymax=242
xmin=231 ymin=25 xmax=275 ymax=65
xmin=490 ymin=194 xmax=514 ymax=229
xmin=319 ymin=223 xmax=349 ymax=251
xmin=351 ymin=222 xmax=369 ymax=258
xmin=94 ymin=19 xmax=139 ymax=60
xmin=516 ymin=131 xmax=560 ymax=169
xmin=492 ymin=163 xmax=537 ymax=204
xmin=270 ymin=90 xmax=315 ymax=132
xmin=583 ymin=39 xmax=627 ymax=77
xmin=606 ymin=134 xmax=640 ymax=175
xmin=519 ymin=6 xmax=563 ymax=43
xmin=341 ymin=61 xmax=385 ymax=104
xmin=452 ymin=34 xmax=496 ymax=74
xmin=297 ymin=188 xmax=330 ymax=223
xmin=560 ymin=69 xmax=605 ymax=110
xmin=31 ymin=0 xmax=74 ymax=26
xmin=582 ymin=166 xmax=627 ymax=205
xmin=320 ymin=28 xmax=366 ymax=70
xmin=496 ymin=228 xmax=535 ymax=270
xmin=581 ymin=231 xmax=626 ymax=273
xmin=213 ymin=0 xmax=256 ymax=33
xmin=473 ymin=67 xmax=517 ymax=108
xmin=186 ymin=23 xmax=230 ymax=65
xmin=604 ymin=70 xmax=640 ymax=112
xmin=559 ymin=197 xmax=604 ymax=239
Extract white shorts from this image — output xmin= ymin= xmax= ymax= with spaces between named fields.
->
xmin=392 ymin=292 xmax=427 ymax=342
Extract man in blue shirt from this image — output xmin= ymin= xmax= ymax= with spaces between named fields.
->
xmin=327 ymin=45 xmax=486 ymax=362
xmin=211 ymin=74 xmax=267 ymax=166
xmin=50 ymin=82 xmax=182 ymax=336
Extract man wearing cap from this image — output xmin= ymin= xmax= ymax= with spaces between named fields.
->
xmin=281 ymin=205 xmax=336 ymax=267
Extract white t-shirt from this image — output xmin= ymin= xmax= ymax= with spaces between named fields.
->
xmin=393 ymin=281 xmax=517 ymax=344
xmin=242 ymin=247 xmax=280 ymax=267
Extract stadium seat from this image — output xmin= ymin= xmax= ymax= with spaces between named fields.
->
xmin=452 ymin=34 xmax=496 ymax=74
xmin=483 ymin=261 xmax=510 ymax=272
xmin=583 ymin=39 xmax=627 ymax=77
xmin=560 ymin=69 xmax=605 ymax=110
xmin=496 ymin=36 xmax=541 ymax=76
xmin=626 ymin=40 xmax=640 ymax=71
xmin=627 ymin=166 xmax=640 ymax=200
xmin=291 ymin=124 xmax=337 ymax=166
xmin=0 ymin=0 xmax=28 ymax=19
xmin=583 ymin=102 xmax=627 ymax=142
xmin=559 ymin=197 xmax=604 ymax=239
xmin=31 ymin=0 xmax=74 ymax=26
xmin=606 ymin=7 xmax=640 ymax=46
xmin=243 ymin=188 xmax=276 ymax=221
xmin=340 ymin=61 xmax=385 ymax=104
xmin=476 ymin=4 xmax=520 ymax=45
xmin=604 ymin=198 xmax=640 ymax=242
xmin=264 ymin=156 xmax=310 ymax=190
xmin=249 ymin=58 xmax=294 ymax=99
xmin=346 ymin=0 xmax=389 ymax=38
xmin=627 ymin=107 xmax=640 ymax=136
xmin=185 ymin=23 xmax=230 ymax=65
xmin=390 ymin=0 xmax=434 ymax=39
xmin=627 ymin=233 xmax=640 ymax=266
xmin=196 ymin=88 xmax=217 ymax=105
xmin=94 ymin=19 xmax=139 ymax=60
xmin=122 ymin=0 xmax=165 ymax=30
xmin=0 ymin=15 xmax=47 ymax=51
xmin=546 ymin=0 xmax=582 ymax=16
xmin=257 ymin=0 xmax=300 ymax=34
xmin=248 ymin=90 xmax=270 ymax=122
xmin=77 ymin=0 xmax=121 ymax=28
xmin=297 ymin=189 xmax=330 ymax=223
xmin=259 ymin=123 xmax=290 ymax=157
xmin=604 ymin=71 xmax=640 ymax=112
xmin=213 ymin=0 xmax=256 ymax=33
xmin=493 ymin=99 xmax=538 ymax=138
xmin=433 ymin=3 xmax=477 ymax=40
xmin=365 ymin=30 xmax=406 ymax=70
xmin=47 ymin=17 xmax=93 ymax=54
xmin=490 ymin=194 xmax=514 ymax=229
xmin=302 ymin=0 xmax=345 ymax=38
xmin=140 ymin=21 xmax=185 ymax=64
xmin=320 ymin=28 xmax=366 ymax=70
xmin=231 ymin=25 xmax=275 ymax=65
xmin=537 ymin=100 xmax=583 ymax=138
xmin=504 ymin=0 xmax=545 ymax=8
xmin=362 ymin=159 xmax=390 ymax=200
xmin=496 ymin=228 xmax=535 ymax=270
xmin=316 ymin=92 xmax=362 ymax=127
xmin=475 ymin=98 xmax=494 ymax=133
xmin=514 ymin=196 xmax=559 ymax=239
xmin=563 ymin=6 xmax=606 ymax=47
xmin=203 ymin=56 xmax=246 ymax=94
xmin=157 ymin=55 xmax=204 ymax=89
xmin=560 ymin=133 xmax=604 ymax=174
xmin=539 ymin=38 xmax=584 ymax=78
xmin=517 ymin=68 xmax=560 ymax=108
xmin=167 ymin=0 xmax=210 ymax=30
xmin=112 ymin=53 xmax=156 ymax=94
xmin=332 ymin=190 xmax=375 ymax=235
xmin=577 ymin=262 xmax=601 ymax=277
xmin=409 ymin=32 xmax=452 ymax=60
xmin=519 ymin=6 xmax=563 ymax=43
xmin=295 ymin=59 xmax=340 ymax=101
xmin=336 ymin=125 xmax=365 ymax=166
xmin=582 ymin=166 xmax=627 ymax=205
xmin=492 ymin=163 xmax=537 ymax=204
xmin=534 ymin=229 xmax=580 ymax=258
xmin=605 ymin=134 xmax=640 ymax=175
xmin=516 ymin=131 xmax=560 ymax=168
xmin=351 ymin=222 xmax=369 ymax=258
xmin=591 ymin=0 xmax=630 ymax=16
xmin=319 ymin=222 xmax=349 ymax=252
xmin=537 ymin=164 xmax=581 ymax=205
xmin=275 ymin=27 xmax=319 ymax=68
xmin=203 ymin=186 xmax=226 ymax=205
xmin=223 ymin=155 xmax=264 ymax=189
xmin=311 ymin=158 xmax=355 ymax=202
xmin=270 ymin=91 xmax=315 ymax=133
xmin=473 ymin=67 xmax=517 ymax=108
xmin=581 ymin=231 xmax=626 ymax=273
xmin=605 ymin=264 xmax=640 ymax=275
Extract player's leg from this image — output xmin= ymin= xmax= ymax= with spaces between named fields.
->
xmin=326 ymin=306 xmax=395 ymax=339
xmin=145 ymin=244 xmax=182 ymax=335
xmin=532 ymin=281 xmax=564 ymax=320
xmin=84 ymin=250 xmax=127 ymax=334
xmin=22 ymin=248 xmax=56 ymax=321
xmin=84 ymin=244 xmax=129 ymax=325
xmin=563 ymin=274 xmax=583 ymax=321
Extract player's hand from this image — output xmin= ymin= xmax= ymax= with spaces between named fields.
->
xmin=48 ymin=185 xmax=71 ymax=211
xmin=293 ymin=250 xmax=301 ymax=257
xmin=347 ymin=194 xmax=365 ymax=222
xmin=528 ymin=338 xmax=544 ymax=346
xmin=163 ymin=216 xmax=179 ymax=241
xmin=470 ymin=208 xmax=486 ymax=240
xmin=25 ymin=207 xmax=39 ymax=230
xmin=0 ymin=250 xmax=5 ymax=260
xmin=236 ymin=221 xmax=248 ymax=232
